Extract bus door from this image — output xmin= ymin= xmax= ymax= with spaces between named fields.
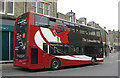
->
xmin=43 ymin=43 xmax=49 ymax=67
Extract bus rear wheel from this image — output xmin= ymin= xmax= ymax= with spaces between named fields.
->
xmin=51 ymin=59 xmax=61 ymax=70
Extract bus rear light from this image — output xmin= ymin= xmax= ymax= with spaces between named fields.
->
xmin=99 ymin=37 xmax=102 ymax=41
xmin=22 ymin=33 xmax=25 ymax=38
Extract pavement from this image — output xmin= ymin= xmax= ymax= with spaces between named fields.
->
xmin=0 ymin=60 xmax=13 ymax=64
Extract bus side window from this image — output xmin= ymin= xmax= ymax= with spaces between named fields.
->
xmin=43 ymin=44 xmax=48 ymax=53
xmin=68 ymin=45 xmax=75 ymax=55
xmin=73 ymin=47 xmax=79 ymax=55
xmin=72 ymin=46 xmax=84 ymax=55
xmin=67 ymin=26 xmax=71 ymax=32
xmin=54 ymin=46 xmax=58 ymax=54
xmin=71 ymin=28 xmax=75 ymax=32
xmin=49 ymin=43 xmax=64 ymax=55
xmin=86 ymin=31 xmax=89 ymax=35
xmin=80 ymin=30 xmax=85 ymax=34
xmin=68 ymin=26 xmax=75 ymax=32
xmin=34 ymin=15 xmax=49 ymax=27
xmin=81 ymin=47 xmax=85 ymax=55
xmin=63 ymin=44 xmax=69 ymax=55
xmin=96 ymin=31 xmax=100 ymax=36
xmin=69 ymin=23 xmax=75 ymax=32
xmin=64 ymin=47 xmax=69 ymax=54
xmin=90 ymin=31 xmax=95 ymax=36
xmin=75 ymin=27 xmax=79 ymax=32
xmin=59 ymin=44 xmax=63 ymax=52
xmin=49 ymin=45 xmax=54 ymax=54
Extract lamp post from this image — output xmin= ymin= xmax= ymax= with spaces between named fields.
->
xmin=104 ymin=27 xmax=107 ymax=57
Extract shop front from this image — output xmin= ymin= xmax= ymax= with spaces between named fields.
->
xmin=0 ymin=19 xmax=15 ymax=62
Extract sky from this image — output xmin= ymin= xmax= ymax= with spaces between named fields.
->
xmin=57 ymin=0 xmax=119 ymax=31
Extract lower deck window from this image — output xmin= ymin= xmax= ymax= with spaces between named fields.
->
xmin=49 ymin=43 xmax=85 ymax=55
xmin=43 ymin=43 xmax=48 ymax=53
xmin=49 ymin=43 xmax=102 ymax=56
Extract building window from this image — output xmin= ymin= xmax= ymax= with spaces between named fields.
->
xmin=38 ymin=2 xmax=44 ymax=14
xmin=31 ymin=0 xmax=37 ymax=12
xmin=45 ymin=4 xmax=50 ymax=15
xmin=7 ymin=0 xmax=14 ymax=15
xmin=0 ymin=0 xmax=5 ymax=14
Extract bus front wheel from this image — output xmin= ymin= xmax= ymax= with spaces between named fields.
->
xmin=51 ymin=59 xmax=61 ymax=70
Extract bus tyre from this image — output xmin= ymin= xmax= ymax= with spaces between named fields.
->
xmin=91 ymin=58 xmax=96 ymax=65
xmin=51 ymin=59 xmax=60 ymax=70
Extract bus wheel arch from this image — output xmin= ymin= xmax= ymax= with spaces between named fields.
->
xmin=51 ymin=57 xmax=61 ymax=70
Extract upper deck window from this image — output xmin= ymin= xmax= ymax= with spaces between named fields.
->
xmin=96 ymin=31 xmax=101 ymax=36
xmin=34 ymin=14 xmax=48 ymax=27
xmin=69 ymin=23 xmax=74 ymax=27
xmin=89 ymin=31 xmax=96 ymax=36
xmin=49 ymin=18 xmax=56 ymax=25
xmin=17 ymin=13 xmax=28 ymax=26
xmin=63 ymin=21 xmax=69 ymax=26
xmin=80 ymin=30 xmax=85 ymax=34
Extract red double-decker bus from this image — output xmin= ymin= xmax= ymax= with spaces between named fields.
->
xmin=13 ymin=12 xmax=103 ymax=69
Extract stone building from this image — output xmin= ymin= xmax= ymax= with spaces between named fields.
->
xmin=66 ymin=10 xmax=76 ymax=23
xmin=57 ymin=12 xmax=70 ymax=21
xmin=76 ymin=19 xmax=82 ymax=24
xmin=78 ymin=17 xmax=87 ymax=25
xmin=108 ymin=30 xmax=120 ymax=51
xmin=0 ymin=0 xmax=57 ymax=62
xmin=1 ymin=0 xmax=57 ymax=19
